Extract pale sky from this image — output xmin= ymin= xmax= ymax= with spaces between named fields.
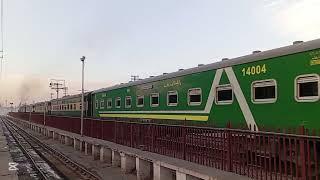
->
xmin=0 ymin=0 xmax=319 ymax=106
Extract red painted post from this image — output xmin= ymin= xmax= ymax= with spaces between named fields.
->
xmin=113 ymin=121 xmax=117 ymax=143
xmin=299 ymin=126 xmax=306 ymax=180
xmin=43 ymin=113 xmax=46 ymax=126
xmin=312 ymin=139 xmax=318 ymax=180
xmin=100 ymin=120 xmax=103 ymax=140
xmin=130 ymin=123 xmax=133 ymax=147
xmin=306 ymin=136 xmax=311 ymax=179
xmin=226 ymin=121 xmax=232 ymax=172
xmin=90 ymin=119 xmax=93 ymax=138
xmin=151 ymin=124 xmax=155 ymax=153
xmin=29 ymin=112 xmax=31 ymax=122
xmin=183 ymin=121 xmax=186 ymax=160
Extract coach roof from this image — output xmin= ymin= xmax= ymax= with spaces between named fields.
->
xmin=93 ymin=38 xmax=320 ymax=94
xmin=51 ymin=92 xmax=91 ymax=101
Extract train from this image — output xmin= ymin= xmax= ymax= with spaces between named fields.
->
xmin=19 ymin=92 xmax=92 ymax=117
xmin=18 ymin=39 xmax=320 ymax=132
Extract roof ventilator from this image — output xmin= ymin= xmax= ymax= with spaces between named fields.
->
xmin=252 ymin=50 xmax=261 ymax=54
xmin=293 ymin=41 xmax=303 ymax=45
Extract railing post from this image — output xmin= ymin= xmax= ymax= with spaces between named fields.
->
xmin=43 ymin=111 xmax=46 ymax=126
xmin=138 ymin=124 xmax=141 ymax=147
xmin=183 ymin=119 xmax=186 ymax=160
xmin=227 ymin=121 xmax=232 ymax=172
xmin=299 ymin=126 xmax=306 ymax=180
xmin=28 ymin=112 xmax=31 ymax=122
xmin=113 ymin=121 xmax=117 ymax=143
xmin=79 ymin=117 xmax=82 ymax=135
xmin=100 ymin=120 xmax=103 ymax=140
xmin=130 ymin=123 xmax=133 ymax=147
xmin=90 ymin=119 xmax=93 ymax=137
xmin=151 ymin=124 xmax=154 ymax=152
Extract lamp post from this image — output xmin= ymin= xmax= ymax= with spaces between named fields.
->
xmin=80 ymin=56 xmax=85 ymax=136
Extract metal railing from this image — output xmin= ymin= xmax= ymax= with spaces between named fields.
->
xmin=9 ymin=112 xmax=320 ymax=180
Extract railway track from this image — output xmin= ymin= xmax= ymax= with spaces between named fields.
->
xmin=1 ymin=116 xmax=101 ymax=180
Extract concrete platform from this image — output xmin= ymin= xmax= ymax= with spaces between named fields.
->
xmin=21 ymin=123 xmax=137 ymax=180
xmin=0 ymin=120 xmax=18 ymax=180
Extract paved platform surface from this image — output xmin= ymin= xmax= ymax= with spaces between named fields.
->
xmin=0 ymin=120 xmax=18 ymax=180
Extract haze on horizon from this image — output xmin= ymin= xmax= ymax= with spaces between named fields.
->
xmin=0 ymin=0 xmax=319 ymax=107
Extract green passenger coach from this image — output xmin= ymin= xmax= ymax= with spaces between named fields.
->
xmin=92 ymin=39 xmax=320 ymax=131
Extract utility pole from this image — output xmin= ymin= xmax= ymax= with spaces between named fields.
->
xmin=49 ymin=79 xmax=67 ymax=99
xmin=131 ymin=75 xmax=139 ymax=82
xmin=80 ymin=56 xmax=85 ymax=136
xmin=63 ymin=86 xmax=68 ymax=97
xmin=55 ymin=83 xmax=60 ymax=98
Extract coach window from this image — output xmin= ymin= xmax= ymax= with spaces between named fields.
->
xmin=107 ymin=99 xmax=112 ymax=109
xmin=116 ymin=97 xmax=121 ymax=108
xmin=188 ymin=88 xmax=202 ymax=106
xmin=95 ymin=100 xmax=98 ymax=109
xmin=150 ymin=93 xmax=159 ymax=107
xmin=295 ymin=74 xmax=319 ymax=102
xmin=215 ymin=84 xmax=233 ymax=105
xmin=125 ymin=96 xmax=132 ymax=108
xmin=100 ymin=100 xmax=104 ymax=109
xmin=137 ymin=95 xmax=144 ymax=107
xmin=252 ymin=79 xmax=277 ymax=103
xmin=167 ymin=91 xmax=178 ymax=106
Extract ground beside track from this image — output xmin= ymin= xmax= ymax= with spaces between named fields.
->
xmin=0 ymin=119 xmax=19 ymax=180
xmin=11 ymin=118 xmax=137 ymax=180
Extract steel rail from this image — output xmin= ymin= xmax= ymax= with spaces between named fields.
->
xmin=4 ymin=117 xmax=101 ymax=180
xmin=2 ymin=119 xmax=49 ymax=180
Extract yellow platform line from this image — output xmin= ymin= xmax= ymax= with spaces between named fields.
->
xmin=99 ymin=113 xmax=208 ymax=121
